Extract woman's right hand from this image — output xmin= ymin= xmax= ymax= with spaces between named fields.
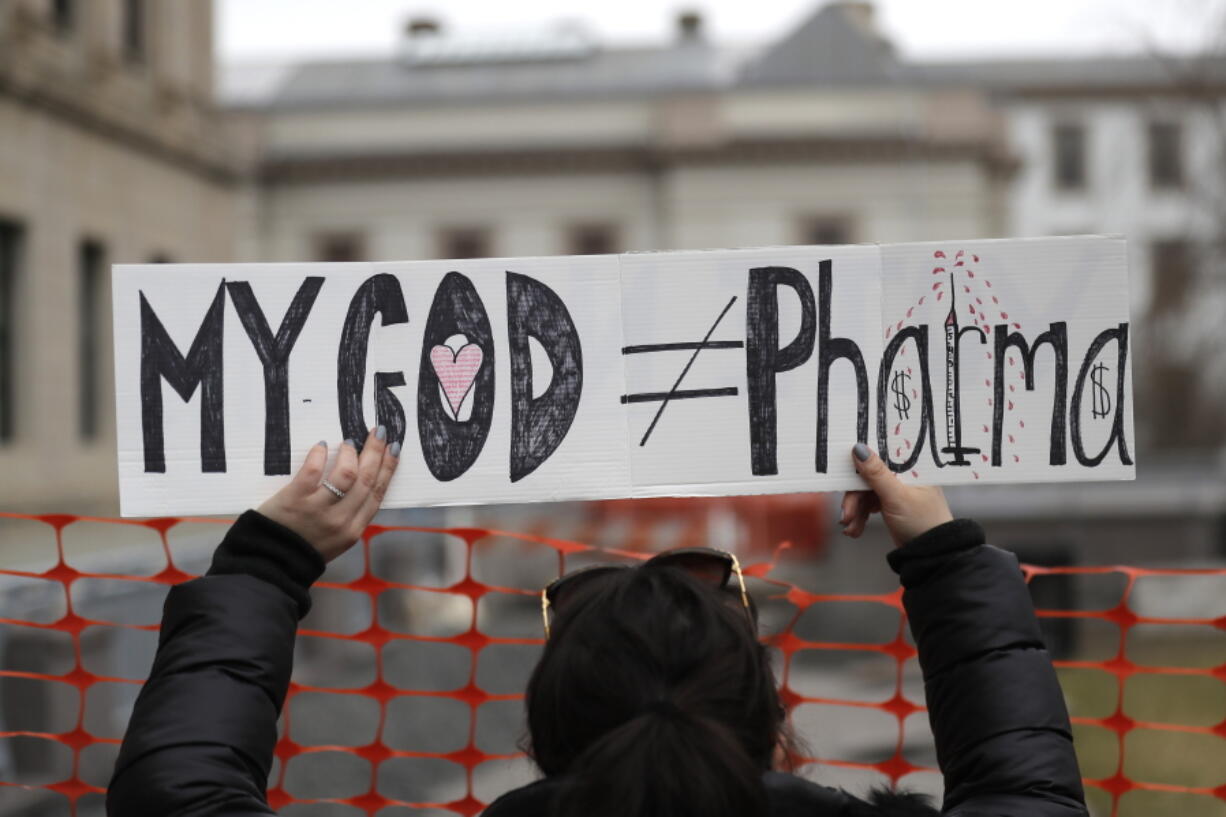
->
xmin=839 ymin=443 xmax=953 ymax=547
xmin=257 ymin=426 xmax=401 ymax=562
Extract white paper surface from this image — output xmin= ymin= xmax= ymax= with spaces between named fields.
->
xmin=113 ymin=236 xmax=1134 ymax=516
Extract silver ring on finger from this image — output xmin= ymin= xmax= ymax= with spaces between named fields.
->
xmin=320 ymin=478 xmax=347 ymax=499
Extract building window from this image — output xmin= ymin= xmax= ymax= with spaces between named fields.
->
xmin=567 ymin=223 xmax=619 ymax=255
xmin=1145 ymin=238 xmax=1202 ymax=448
xmin=0 ymin=221 xmax=21 ymax=442
xmin=1148 ymin=121 xmax=1184 ymax=190
xmin=122 ymin=0 xmax=146 ymax=64
xmin=52 ymin=0 xmax=75 ymax=34
xmin=438 ymin=227 xmax=492 ymax=259
xmin=314 ymin=232 xmax=365 ymax=262
xmin=1053 ymin=123 xmax=1086 ymax=191
xmin=1149 ymin=239 xmax=1194 ymax=317
xmin=79 ymin=240 xmax=105 ymax=441
xmin=800 ymin=216 xmax=853 ymax=245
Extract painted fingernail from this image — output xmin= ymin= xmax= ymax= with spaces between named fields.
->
xmin=389 ymin=441 xmax=401 ymax=458
xmin=853 ymin=443 xmax=872 ymax=462
xmin=317 ymin=440 xmax=328 ymax=448
xmin=376 ymin=425 xmax=387 ymax=441
xmin=343 ymin=438 xmax=356 ymax=448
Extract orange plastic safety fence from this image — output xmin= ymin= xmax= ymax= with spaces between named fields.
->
xmin=0 ymin=511 xmax=1223 ymax=816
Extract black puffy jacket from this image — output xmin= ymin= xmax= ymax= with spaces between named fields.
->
xmin=107 ymin=514 xmax=1087 ymax=817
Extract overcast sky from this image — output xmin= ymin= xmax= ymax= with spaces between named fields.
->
xmin=218 ymin=0 xmax=1226 ymax=64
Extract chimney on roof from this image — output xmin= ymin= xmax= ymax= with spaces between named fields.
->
xmin=676 ymin=10 xmax=704 ymax=42
xmin=836 ymin=2 xmax=876 ymax=36
xmin=406 ymin=16 xmax=441 ymax=38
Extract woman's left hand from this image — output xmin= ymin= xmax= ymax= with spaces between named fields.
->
xmin=258 ymin=426 xmax=401 ymax=562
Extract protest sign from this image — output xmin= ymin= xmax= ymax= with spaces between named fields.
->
xmin=113 ymin=236 xmax=1134 ymax=516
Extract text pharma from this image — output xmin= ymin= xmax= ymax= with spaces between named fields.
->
xmin=138 ymin=263 xmax=1131 ymax=482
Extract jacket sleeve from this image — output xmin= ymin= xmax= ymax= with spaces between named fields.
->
xmin=888 ymin=520 xmax=1087 ymax=817
xmin=107 ymin=511 xmax=325 ymax=817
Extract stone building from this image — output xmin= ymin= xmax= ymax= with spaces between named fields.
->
xmin=917 ymin=56 xmax=1226 ymax=451
xmin=0 ymin=0 xmax=237 ymax=513
xmin=229 ymin=4 xmax=1010 ymax=264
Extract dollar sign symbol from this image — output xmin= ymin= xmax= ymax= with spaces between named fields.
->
xmin=1090 ymin=362 xmax=1111 ymax=419
xmin=891 ymin=370 xmax=911 ymax=420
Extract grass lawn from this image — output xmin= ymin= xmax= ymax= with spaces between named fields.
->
xmin=1058 ymin=627 xmax=1225 ymax=817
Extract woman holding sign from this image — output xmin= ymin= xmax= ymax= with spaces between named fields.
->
xmin=107 ymin=434 xmax=1086 ymax=817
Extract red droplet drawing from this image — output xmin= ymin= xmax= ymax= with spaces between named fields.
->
xmin=885 ymin=247 xmax=1029 ymax=473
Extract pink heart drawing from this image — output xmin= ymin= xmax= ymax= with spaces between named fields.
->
xmin=430 ymin=343 xmax=484 ymax=418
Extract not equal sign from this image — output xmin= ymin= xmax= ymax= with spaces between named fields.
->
xmin=621 ymin=295 xmax=743 ymax=445
xmin=619 ymin=341 xmax=742 ymax=404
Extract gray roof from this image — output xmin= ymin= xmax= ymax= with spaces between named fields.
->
xmin=219 ymin=3 xmax=1220 ymax=111
xmin=252 ymin=43 xmax=745 ymax=110
xmin=914 ymin=54 xmax=1226 ymax=90
xmin=740 ymin=2 xmax=899 ymax=86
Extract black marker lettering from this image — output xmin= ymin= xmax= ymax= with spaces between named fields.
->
xmin=876 ymin=326 xmax=942 ymax=473
xmin=139 ymin=283 xmax=226 ymax=473
xmin=418 ymin=272 xmax=495 ymax=481
xmin=815 ymin=260 xmax=869 ymax=472
xmin=227 ymin=277 xmax=324 ymax=475
xmin=507 ymin=272 xmax=583 ymax=482
xmin=992 ymin=322 xmax=1068 ymax=466
xmin=337 ymin=274 xmax=408 ymax=452
xmin=1070 ymin=323 xmax=1133 ymax=467
xmin=745 ymin=267 xmax=816 ymax=476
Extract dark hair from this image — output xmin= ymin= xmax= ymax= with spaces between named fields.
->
xmin=525 ymin=564 xmax=787 ymax=817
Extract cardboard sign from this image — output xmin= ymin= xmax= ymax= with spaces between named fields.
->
xmin=113 ymin=236 xmax=1134 ymax=516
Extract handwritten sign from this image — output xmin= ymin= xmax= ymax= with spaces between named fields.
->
xmin=113 ymin=236 xmax=1134 ymax=516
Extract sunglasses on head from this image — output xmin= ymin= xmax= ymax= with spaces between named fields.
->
xmin=540 ymin=547 xmax=752 ymax=639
